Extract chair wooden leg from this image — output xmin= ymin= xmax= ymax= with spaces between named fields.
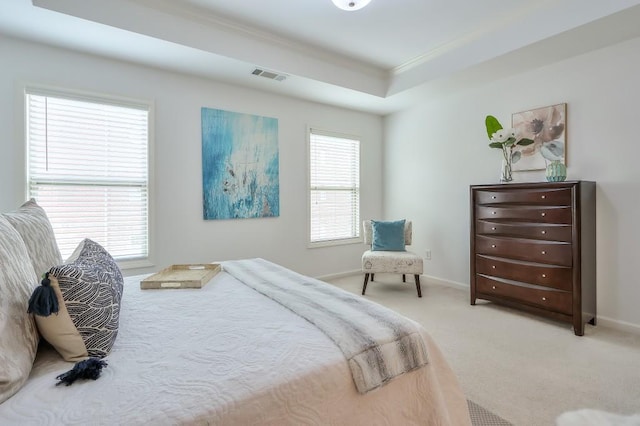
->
xmin=362 ymin=273 xmax=370 ymax=295
xmin=371 ymin=273 xmax=374 ymax=281
xmin=414 ymin=275 xmax=422 ymax=298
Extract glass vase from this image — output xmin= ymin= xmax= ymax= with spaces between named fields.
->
xmin=500 ymin=147 xmax=513 ymax=183
xmin=545 ymin=160 xmax=567 ymax=182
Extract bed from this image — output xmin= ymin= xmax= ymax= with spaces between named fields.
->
xmin=0 ymin=203 xmax=470 ymax=425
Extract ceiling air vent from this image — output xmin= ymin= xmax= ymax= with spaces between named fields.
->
xmin=251 ymin=68 xmax=287 ymax=82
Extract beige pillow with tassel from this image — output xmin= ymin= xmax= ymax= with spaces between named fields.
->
xmin=34 ymin=276 xmax=88 ymax=362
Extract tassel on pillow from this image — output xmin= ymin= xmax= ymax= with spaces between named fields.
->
xmin=27 ymin=272 xmax=59 ymax=316
xmin=55 ymin=358 xmax=108 ymax=386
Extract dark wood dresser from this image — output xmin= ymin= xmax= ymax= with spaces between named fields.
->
xmin=470 ymin=181 xmax=596 ymax=335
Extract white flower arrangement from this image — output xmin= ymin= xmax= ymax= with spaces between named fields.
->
xmin=485 ymin=115 xmax=534 ymax=181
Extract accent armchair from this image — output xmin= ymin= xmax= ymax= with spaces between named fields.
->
xmin=361 ymin=219 xmax=423 ymax=297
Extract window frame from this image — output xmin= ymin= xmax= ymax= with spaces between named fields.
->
xmin=23 ymin=84 xmax=154 ymax=270
xmin=307 ymin=126 xmax=362 ymax=248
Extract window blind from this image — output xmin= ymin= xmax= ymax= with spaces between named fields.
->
xmin=26 ymin=90 xmax=150 ymax=261
xmin=309 ymin=129 xmax=360 ymax=244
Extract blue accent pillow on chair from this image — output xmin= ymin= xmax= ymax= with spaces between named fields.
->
xmin=371 ymin=219 xmax=406 ymax=251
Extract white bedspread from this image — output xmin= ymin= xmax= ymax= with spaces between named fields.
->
xmin=224 ymin=258 xmax=429 ymax=394
xmin=0 ymin=268 xmax=470 ymax=425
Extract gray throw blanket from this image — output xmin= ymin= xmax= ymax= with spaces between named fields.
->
xmin=223 ymin=258 xmax=429 ymax=394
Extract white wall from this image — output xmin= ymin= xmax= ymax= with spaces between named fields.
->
xmin=5 ymin=33 xmax=638 ymax=329
xmin=384 ymin=36 xmax=640 ymax=331
xmin=0 ymin=36 xmax=383 ymax=278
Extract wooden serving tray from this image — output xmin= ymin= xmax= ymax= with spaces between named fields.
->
xmin=140 ymin=264 xmax=221 ymax=289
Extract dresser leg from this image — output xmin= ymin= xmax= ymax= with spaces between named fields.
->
xmin=589 ymin=317 xmax=597 ymax=326
xmin=573 ymin=322 xmax=585 ymax=336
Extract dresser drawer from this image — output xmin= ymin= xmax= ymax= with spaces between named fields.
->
xmin=475 ymin=187 xmax=572 ymax=206
xmin=476 ymin=275 xmax=572 ymax=315
xmin=475 ymin=205 xmax=572 ymax=224
xmin=475 ymin=255 xmax=572 ymax=291
xmin=475 ymin=220 xmax=572 ymax=242
xmin=475 ymin=235 xmax=572 ymax=266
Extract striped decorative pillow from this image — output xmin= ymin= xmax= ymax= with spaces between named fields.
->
xmin=45 ymin=239 xmax=124 ymax=359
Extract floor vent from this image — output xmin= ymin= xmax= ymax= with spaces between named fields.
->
xmin=251 ymin=68 xmax=287 ymax=82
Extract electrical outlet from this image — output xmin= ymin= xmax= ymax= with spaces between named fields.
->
xmin=425 ymin=250 xmax=431 ymax=260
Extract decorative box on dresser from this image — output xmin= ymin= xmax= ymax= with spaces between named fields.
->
xmin=470 ymin=181 xmax=596 ymax=336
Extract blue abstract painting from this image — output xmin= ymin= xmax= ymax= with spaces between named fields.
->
xmin=202 ymin=108 xmax=279 ymax=220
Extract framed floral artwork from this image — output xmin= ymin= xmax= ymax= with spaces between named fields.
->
xmin=511 ymin=103 xmax=566 ymax=171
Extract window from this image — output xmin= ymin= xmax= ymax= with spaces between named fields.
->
xmin=309 ymin=128 xmax=360 ymax=246
xmin=26 ymin=88 xmax=150 ymax=263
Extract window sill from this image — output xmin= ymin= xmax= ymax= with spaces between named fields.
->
xmin=117 ymin=258 xmax=154 ymax=270
xmin=308 ymin=237 xmax=363 ymax=249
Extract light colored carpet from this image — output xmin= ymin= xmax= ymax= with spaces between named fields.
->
xmin=325 ymin=273 xmax=640 ymax=426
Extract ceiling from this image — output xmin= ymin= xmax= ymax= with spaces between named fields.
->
xmin=2 ymin=0 xmax=640 ymax=114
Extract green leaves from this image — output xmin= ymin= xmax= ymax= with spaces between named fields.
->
xmin=490 ymin=137 xmax=533 ymax=150
xmin=516 ymin=138 xmax=534 ymax=146
xmin=485 ymin=115 xmax=533 ymax=154
xmin=504 ymin=137 xmax=517 ymax=147
xmin=485 ymin=115 xmax=503 ymax=139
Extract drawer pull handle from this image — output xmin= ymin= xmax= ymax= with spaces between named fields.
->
xmin=542 ymin=297 xmax=547 ymax=301
xmin=542 ymin=274 xmax=546 ymax=278
xmin=492 ymin=286 xmax=496 ymax=290
xmin=541 ymin=212 xmax=546 ymax=217
xmin=492 ymin=211 xmax=497 ymax=215
xmin=491 ymin=244 xmax=497 ymax=248
xmin=492 ymin=196 xmax=496 ymax=199
xmin=491 ymin=227 xmax=496 ymax=231
xmin=541 ymin=230 xmax=546 ymax=235
xmin=541 ymin=250 xmax=546 ymax=255
xmin=492 ymin=265 xmax=496 ymax=269
xmin=541 ymin=195 xmax=546 ymax=199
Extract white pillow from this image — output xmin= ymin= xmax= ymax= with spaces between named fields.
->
xmin=0 ymin=216 xmax=40 ymax=404
xmin=2 ymin=199 xmax=63 ymax=278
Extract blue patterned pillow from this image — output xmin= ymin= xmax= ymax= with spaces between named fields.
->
xmin=47 ymin=239 xmax=123 ymax=358
xmin=371 ymin=219 xmax=406 ymax=251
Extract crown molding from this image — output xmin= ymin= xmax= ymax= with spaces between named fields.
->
xmin=130 ymin=0 xmax=386 ymax=79
xmin=391 ymin=0 xmax=555 ymax=76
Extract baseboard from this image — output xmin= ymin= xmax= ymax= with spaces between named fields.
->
xmin=421 ymin=274 xmax=469 ymax=291
xmin=316 ymin=269 xmax=361 ymax=281
xmin=596 ymin=316 xmax=640 ymax=335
